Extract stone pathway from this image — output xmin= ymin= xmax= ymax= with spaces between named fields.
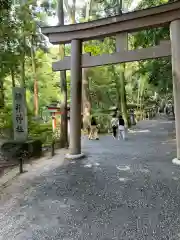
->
xmin=0 ymin=119 xmax=180 ymax=240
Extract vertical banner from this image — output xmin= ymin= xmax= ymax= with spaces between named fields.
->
xmin=12 ymin=87 xmax=28 ymax=142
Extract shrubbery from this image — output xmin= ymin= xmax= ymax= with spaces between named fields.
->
xmin=29 ymin=120 xmax=53 ymax=145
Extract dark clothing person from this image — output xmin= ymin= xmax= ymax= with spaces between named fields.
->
xmin=112 ymin=126 xmax=117 ymax=138
xmin=111 ymin=116 xmax=118 ymax=139
xmin=118 ymin=116 xmax=126 ymax=140
xmin=119 ymin=117 xmax=125 ymax=126
xmin=91 ymin=117 xmax=97 ymax=126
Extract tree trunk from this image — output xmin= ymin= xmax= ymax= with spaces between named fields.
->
xmin=58 ymin=0 xmax=68 ymax=148
xmin=0 ymin=80 xmax=4 ymax=108
xmin=140 ymin=95 xmax=143 ymax=120
xmin=81 ymin=0 xmax=93 ymax=130
xmin=21 ymin=55 xmax=25 ymax=87
xmin=11 ymin=68 xmax=15 ymax=87
xmin=120 ymin=63 xmax=129 ymax=127
xmin=116 ymin=82 xmax=121 ymax=112
xmin=34 ymin=79 xmax=38 ymax=116
xmin=20 ymin=0 xmax=26 ymax=87
xmin=82 ymin=68 xmax=91 ymax=130
xmin=31 ymin=43 xmax=39 ymax=117
xmin=70 ymin=0 xmax=76 ymax=23
xmin=111 ymin=65 xmax=121 ymax=111
xmin=59 ymin=45 xmax=68 ymax=148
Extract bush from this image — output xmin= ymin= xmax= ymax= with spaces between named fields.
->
xmin=1 ymin=139 xmax=42 ymax=161
xmin=0 ymin=106 xmax=13 ymax=138
xmin=92 ymin=113 xmax=111 ymax=133
xmin=29 ymin=120 xmax=53 ymax=144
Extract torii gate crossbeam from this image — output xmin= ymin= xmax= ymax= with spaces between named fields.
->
xmin=52 ymin=41 xmax=171 ymax=71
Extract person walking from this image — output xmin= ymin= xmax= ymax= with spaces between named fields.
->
xmin=88 ymin=116 xmax=99 ymax=140
xmin=111 ymin=114 xmax=118 ymax=139
xmin=118 ymin=115 xmax=126 ymax=140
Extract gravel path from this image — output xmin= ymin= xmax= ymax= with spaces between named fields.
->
xmin=0 ymin=118 xmax=180 ymax=240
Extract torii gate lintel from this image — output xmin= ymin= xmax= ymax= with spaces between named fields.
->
xmin=52 ymin=41 xmax=171 ymax=71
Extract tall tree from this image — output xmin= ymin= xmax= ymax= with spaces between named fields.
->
xmin=57 ymin=0 xmax=68 ymax=148
xmin=30 ymin=38 xmax=39 ymax=116
xmin=82 ymin=0 xmax=94 ymax=131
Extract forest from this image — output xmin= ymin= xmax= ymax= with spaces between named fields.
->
xmin=0 ymin=0 xmax=173 ymax=148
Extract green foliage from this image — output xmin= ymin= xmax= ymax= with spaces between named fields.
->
xmin=29 ymin=121 xmax=53 ymax=144
xmin=0 ymin=107 xmax=13 ymax=130
xmin=0 ymin=0 xmax=60 ymax=143
xmin=131 ymin=0 xmax=172 ymax=104
xmin=137 ymin=0 xmax=168 ymax=9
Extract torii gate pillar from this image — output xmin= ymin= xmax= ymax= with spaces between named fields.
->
xmin=170 ymin=20 xmax=180 ymax=163
xmin=66 ymin=39 xmax=84 ymax=159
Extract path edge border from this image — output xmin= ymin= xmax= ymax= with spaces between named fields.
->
xmin=172 ymin=158 xmax=180 ymax=165
xmin=65 ymin=153 xmax=85 ymax=160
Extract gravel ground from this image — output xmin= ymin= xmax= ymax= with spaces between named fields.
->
xmin=0 ymin=118 xmax=180 ymax=240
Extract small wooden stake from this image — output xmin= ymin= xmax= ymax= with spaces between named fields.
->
xmin=19 ymin=157 xmax=23 ymax=174
xmin=51 ymin=140 xmax=55 ymax=157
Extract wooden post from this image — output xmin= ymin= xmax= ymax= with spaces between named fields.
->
xmin=66 ymin=39 xmax=84 ymax=159
xmin=19 ymin=157 xmax=23 ymax=174
xmin=170 ymin=20 xmax=180 ymax=162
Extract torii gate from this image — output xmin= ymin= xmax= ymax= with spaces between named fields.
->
xmin=42 ymin=1 xmax=180 ymax=162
